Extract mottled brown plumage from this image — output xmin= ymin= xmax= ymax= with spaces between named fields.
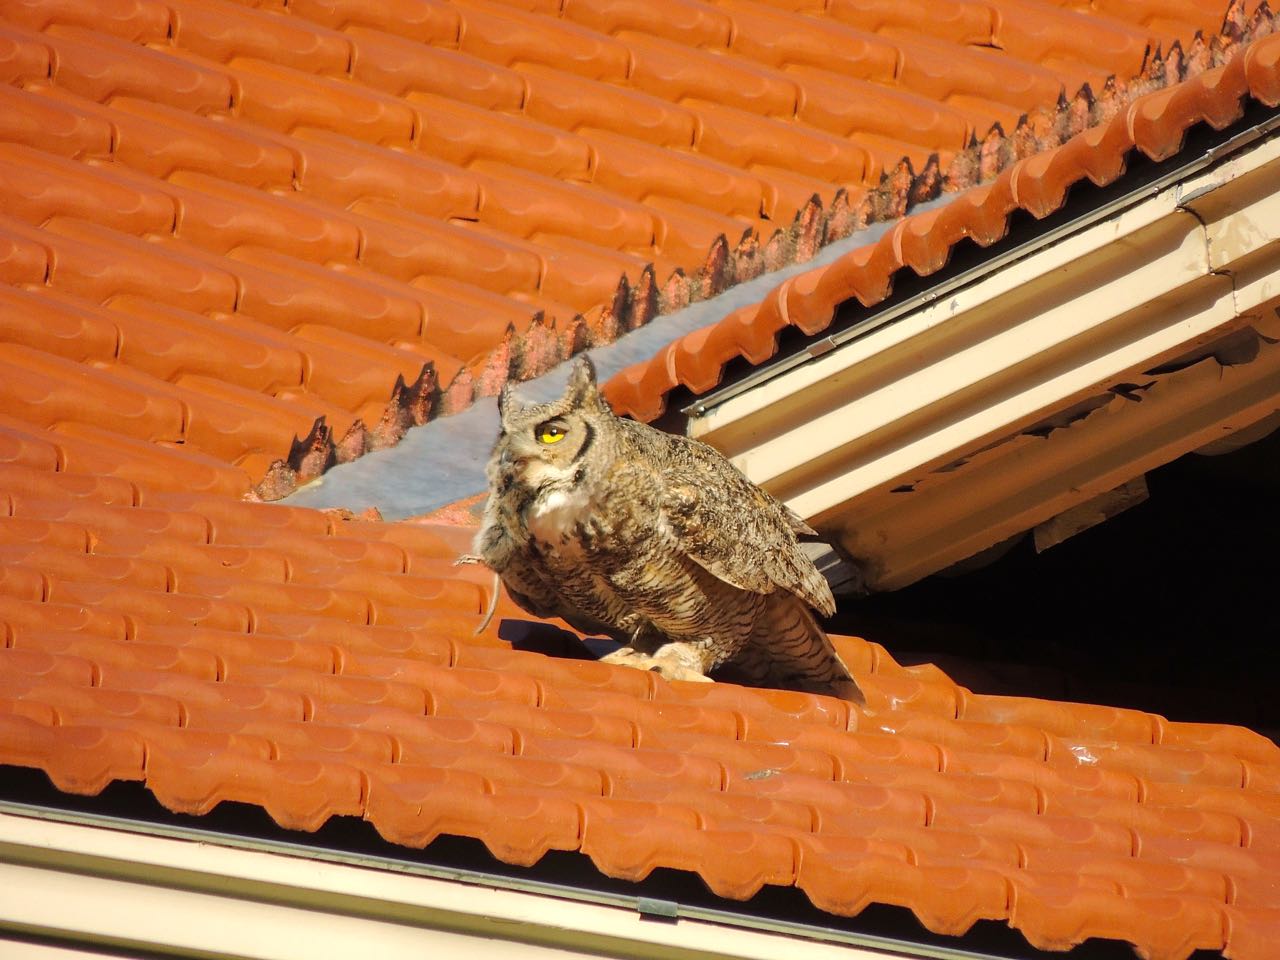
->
xmin=463 ymin=356 xmax=862 ymax=701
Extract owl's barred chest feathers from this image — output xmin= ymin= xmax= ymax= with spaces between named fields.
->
xmin=473 ymin=356 xmax=863 ymax=702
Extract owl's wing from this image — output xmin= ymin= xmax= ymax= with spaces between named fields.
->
xmin=659 ymin=442 xmax=836 ymax=618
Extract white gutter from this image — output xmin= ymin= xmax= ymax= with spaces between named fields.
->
xmin=0 ymin=807 xmax=1003 ymax=960
xmin=688 ymin=124 xmax=1280 ymax=591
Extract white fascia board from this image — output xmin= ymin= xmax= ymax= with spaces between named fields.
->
xmin=0 ymin=811 xmax=911 ymax=960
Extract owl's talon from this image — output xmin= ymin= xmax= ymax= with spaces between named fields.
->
xmin=454 ymin=554 xmax=484 ymax=567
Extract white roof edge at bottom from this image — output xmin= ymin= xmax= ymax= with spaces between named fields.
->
xmin=0 ymin=807 xmax=994 ymax=960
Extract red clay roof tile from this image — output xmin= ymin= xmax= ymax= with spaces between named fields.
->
xmin=4 ymin=2 xmax=1280 ymax=957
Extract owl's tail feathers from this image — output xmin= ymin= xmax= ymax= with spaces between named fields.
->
xmin=738 ymin=592 xmax=865 ymax=705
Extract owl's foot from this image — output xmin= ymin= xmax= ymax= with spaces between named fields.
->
xmin=601 ymin=643 xmax=713 ymax=684
xmin=453 ymin=554 xmax=484 ymax=566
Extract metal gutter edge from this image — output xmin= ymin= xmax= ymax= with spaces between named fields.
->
xmin=682 ymin=111 xmax=1280 ymax=418
xmin=0 ymin=804 xmax=1021 ymax=960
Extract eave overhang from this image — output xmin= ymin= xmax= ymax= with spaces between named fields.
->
xmin=686 ymin=120 xmax=1280 ymax=592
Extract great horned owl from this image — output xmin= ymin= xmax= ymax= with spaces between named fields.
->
xmin=465 ymin=356 xmax=863 ymax=702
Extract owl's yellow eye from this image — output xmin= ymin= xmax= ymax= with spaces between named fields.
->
xmin=537 ymin=422 xmax=567 ymax=444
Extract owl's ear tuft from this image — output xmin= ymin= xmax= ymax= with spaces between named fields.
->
xmin=497 ymin=379 xmax=516 ymax=426
xmin=565 ymin=354 xmax=602 ymax=408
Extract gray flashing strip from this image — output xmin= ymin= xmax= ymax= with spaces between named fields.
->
xmin=0 ymin=800 xmax=1022 ymax=960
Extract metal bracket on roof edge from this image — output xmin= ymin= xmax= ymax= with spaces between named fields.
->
xmin=635 ymin=897 xmax=680 ymax=921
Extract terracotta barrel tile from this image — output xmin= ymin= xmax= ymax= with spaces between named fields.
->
xmin=244 ymin=721 xmax=397 ymax=766
xmin=34 ymin=215 xmax=240 ymax=313
xmin=1244 ymin=33 xmax=1280 ymax=107
xmin=37 ymin=24 xmax=234 ymax=114
xmin=732 ymin=772 xmax=929 ymax=827
xmin=0 ymin=697 xmax=58 ymax=726
xmin=960 ymin=690 xmax=1158 ymax=742
xmin=856 ymin=671 xmax=960 ymax=717
xmin=148 ymin=746 xmax=363 ymax=830
xmin=99 ymin=667 xmax=308 ymax=725
xmin=721 ymin=1 xmax=897 ymax=82
xmin=1048 ymin=737 xmax=1247 ymax=790
xmin=990 ymin=1 xmax=1151 ymax=77
xmin=543 ymin=686 xmax=740 ymax=740
xmin=410 ymin=662 xmax=540 ymax=713
xmin=175 ymin=572 xmax=372 ymax=625
xmin=589 ymin=129 xmax=768 ymax=217
xmin=671 ymin=682 xmax=851 ymax=731
xmin=0 ymin=85 xmax=113 ymax=161
xmin=1126 ymin=61 xmax=1248 ymax=164
xmin=11 ymin=497 xmax=210 ymax=544
xmin=647 ymin=730 xmax=836 ymax=783
xmin=49 ymin=422 xmax=252 ymax=498
xmin=614 ymin=779 xmax=816 ymax=831
xmin=0 ymin=286 xmax=121 ymax=367
xmin=410 ymin=90 xmax=592 ymax=180
xmin=1225 ymin=906 xmax=1280 ymax=960
xmin=562 ymin=0 xmax=731 ymax=47
xmin=0 ymin=544 xmax=169 ymax=594
xmin=287 ymin=0 xmax=456 ymax=40
xmin=141 ymin=623 xmax=337 ymax=675
xmin=932 ymin=804 xmax=1135 ymax=856
xmin=218 ymin=57 xmax=415 ymax=145
xmin=93 ymin=535 xmax=289 ymax=586
xmin=169 ymin=0 xmax=353 ymax=75
xmin=452 ymin=646 xmax=656 ymax=700
xmin=0 ymin=340 xmax=186 ymax=442
xmin=152 ymin=493 xmax=328 ymax=538
xmin=824 ymin=0 xmax=996 ymax=46
xmin=430 ymin=740 xmax=606 ymax=795
xmin=97 ymin=95 xmax=298 ymax=188
xmin=0 ymin=515 xmax=90 ymax=552
xmin=0 ymin=425 xmax=63 ymax=475
xmin=1157 ymin=719 xmax=1280 ymax=766
xmin=0 ymin=713 xmax=145 ymax=794
xmin=0 ymin=23 xmax=52 ymax=85
xmin=348 ymin=26 xmax=522 ymax=111
xmin=0 ymin=675 xmax=181 ymax=726
xmin=870 ymin=716 xmax=1049 ymax=757
xmin=327 ymin=631 xmax=454 ymax=669
xmin=433 ymin=699 xmax=636 ymax=748
xmin=788 ymin=725 xmax=944 ymax=774
xmin=309 ymin=704 xmax=514 ymax=758
xmin=230 ymin=664 xmax=427 ymax=716
xmin=0 ymin=565 xmax=46 ymax=603
xmin=799 ymin=74 xmax=973 ymax=153
xmin=0 ymin=646 xmax=95 ymax=686
xmin=1018 ymin=847 xmax=1231 ymax=903
xmin=1009 ymin=880 xmax=1225 ymax=959
xmin=464 ymin=790 xmax=585 ymax=867
xmin=0 ymin=142 xmax=175 ymax=236
xmin=330 ymin=516 xmax=475 ymax=557
xmin=454 ymin=0 xmax=629 ymax=81
xmin=1063 ymin=796 xmax=1244 ymax=848
xmin=0 ymin=596 xmax=129 ymax=641
xmin=799 ymin=848 xmax=1010 ymax=935
xmin=627 ymin=33 xmax=800 ymax=119
xmin=520 ymin=65 xmax=697 ymax=148
xmin=535 ymin=739 xmax=724 ymax=794
xmin=841 ymin=762 xmax=1041 ymax=817
xmin=361 ymin=763 xmax=492 ymax=848
xmin=949 ymin=748 xmax=1141 ymax=805
xmin=50 ymin=578 xmax=252 ymax=633
xmin=895 ymin=34 xmax=1064 ymax=114
xmin=1 ymin=0 xmax=171 ymax=43
xmin=8 ymin=631 xmax=220 ymax=682
xmin=473 ymin=165 xmax=657 ymax=255
xmin=263 ymin=126 xmax=480 ymax=221
xmin=163 ymin=173 xmax=360 ymax=264
xmin=0 ymin=223 xmax=51 ymax=285
xmin=581 ymin=798 xmax=796 ymax=897
xmin=1142 ymin=781 xmax=1280 ymax=828
xmin=1 ymin=464 xmax=140 ymax=507
xmin=693 ymin=101 xmax=873 ymax=186
xmin=815 ymin=814 xmax=1024 ymax=867
xmin=1140 ymin=839 xmax=1280 ymax=909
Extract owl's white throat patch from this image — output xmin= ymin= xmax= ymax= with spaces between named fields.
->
xmin=527 ymin=484 xmax=591 ymax=547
